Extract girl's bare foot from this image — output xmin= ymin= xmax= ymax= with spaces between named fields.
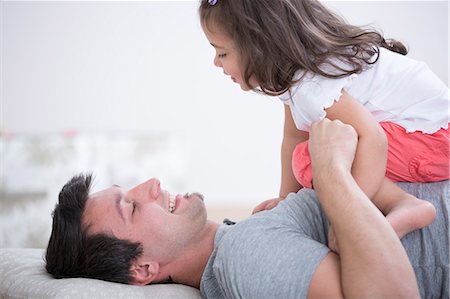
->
xmin=386 ymin=195 xmax=436 ymax=239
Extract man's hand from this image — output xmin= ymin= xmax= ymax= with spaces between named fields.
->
xmin=252 ymin=197 xmax=284 ymax=214
xmin=309 ymin=119 xmax=358 ymax=254
xmin=308 ymin=118 xmax=420 ymax=298
xmin=309 ymin=119 xmax=358 ymax=178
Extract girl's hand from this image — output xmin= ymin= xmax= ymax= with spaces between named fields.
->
xmin=252 ymin=197 xmax=284 ymax=214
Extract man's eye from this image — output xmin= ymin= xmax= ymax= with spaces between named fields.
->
xmin=218 ymin=53 xmax=227 ymax=58
xmin=132 ymin=202 xmax=137 ymax=215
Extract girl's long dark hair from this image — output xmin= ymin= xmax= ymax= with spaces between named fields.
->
xmin=200 ymin=0 xmax=407 ymax=96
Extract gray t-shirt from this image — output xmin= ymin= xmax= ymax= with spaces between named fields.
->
xmin=200 ymin=181 xmax=449 ymax=299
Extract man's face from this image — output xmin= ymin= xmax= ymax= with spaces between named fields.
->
xmin=82 ymin=178 xmax=208 ymax=263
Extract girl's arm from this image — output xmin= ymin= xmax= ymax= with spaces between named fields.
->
xmin=280 ymin=105 xmax=309 ymax=197
xmin=253 ymin=106 xmax=308 ymax=214
xmin=325 ymin=90 xmax=388 ymax=199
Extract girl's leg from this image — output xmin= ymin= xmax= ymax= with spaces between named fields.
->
xmin=292 ymin=122 xmax=444 ymax=239
xmin=372 ymin=178 xmax=436 ymax=238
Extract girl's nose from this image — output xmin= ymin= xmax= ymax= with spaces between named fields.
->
xmin=214 ymin=55 xmax=222 ymax=68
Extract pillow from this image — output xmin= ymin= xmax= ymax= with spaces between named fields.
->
xmin=0 ymin=248 xmax=203 ymax=299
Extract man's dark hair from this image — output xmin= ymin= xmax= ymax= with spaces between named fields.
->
xmin=45 ymin=173 xmax=143 ymax=284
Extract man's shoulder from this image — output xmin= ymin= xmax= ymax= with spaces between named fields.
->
xmin=204 ymin=200 xmax=331 ymax=298
xmin=215 ymin=189 xmax=328 ymax=261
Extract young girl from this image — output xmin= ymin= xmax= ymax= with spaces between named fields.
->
xmin=199 ymin=0 xmax=449 ymax=247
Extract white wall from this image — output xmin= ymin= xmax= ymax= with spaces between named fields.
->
xmin=1 ymin=1 xmax=448 ymax=205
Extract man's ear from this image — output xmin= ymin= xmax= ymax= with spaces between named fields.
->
xmin=129 ymin=259 xmax=160 ymax=286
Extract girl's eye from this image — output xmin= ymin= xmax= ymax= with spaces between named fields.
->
xmin=218 ymin=53 xmax=227 ymax=59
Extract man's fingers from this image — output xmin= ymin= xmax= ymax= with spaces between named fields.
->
xmin=309 ymin=118 xmax=359 ymax=175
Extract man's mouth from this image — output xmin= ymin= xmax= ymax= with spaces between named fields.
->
xmin=168 ymin=193 xmax=204 ymax=213
xmin=168 ymin=195 xmax=176 ymax=213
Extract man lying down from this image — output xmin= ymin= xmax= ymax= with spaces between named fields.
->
xmin=45 ymin=120 xmax=449 ymax=299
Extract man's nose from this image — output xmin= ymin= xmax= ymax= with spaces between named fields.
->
xmin=129 ymin=178 xmax=160 ymax=202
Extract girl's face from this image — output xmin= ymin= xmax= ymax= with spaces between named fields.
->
xmin=202 ymin=23 xmax=258 ymax=91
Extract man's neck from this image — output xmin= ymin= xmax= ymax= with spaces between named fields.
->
xmin=172 ymin=220 xmax=220 ymax=288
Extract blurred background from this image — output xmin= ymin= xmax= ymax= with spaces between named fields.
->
xmin=1 ymin=0 xmax=448 ymax=248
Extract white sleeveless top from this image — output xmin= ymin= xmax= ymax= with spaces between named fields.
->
xmin=279 ymin=48 xmax=449 ymax=134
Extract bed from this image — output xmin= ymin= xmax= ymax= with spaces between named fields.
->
xmin=0 ymin=248 xmax=203 ymax=299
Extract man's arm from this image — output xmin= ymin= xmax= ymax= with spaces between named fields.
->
xmin=308 ymin=119 xmax=420 ymax=299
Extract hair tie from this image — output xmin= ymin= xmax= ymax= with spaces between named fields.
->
xmin=208 ymin=0 xmax=218 ymax=5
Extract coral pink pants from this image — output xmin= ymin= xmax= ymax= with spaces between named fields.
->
xmin=292 ymin=122 xmax=450 ymax=188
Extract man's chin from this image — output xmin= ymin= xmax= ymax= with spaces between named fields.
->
xmin=185 ymin=194 xmax=207 ymax=220
xmin=190 ymin=192 xmax=205 ymax=202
